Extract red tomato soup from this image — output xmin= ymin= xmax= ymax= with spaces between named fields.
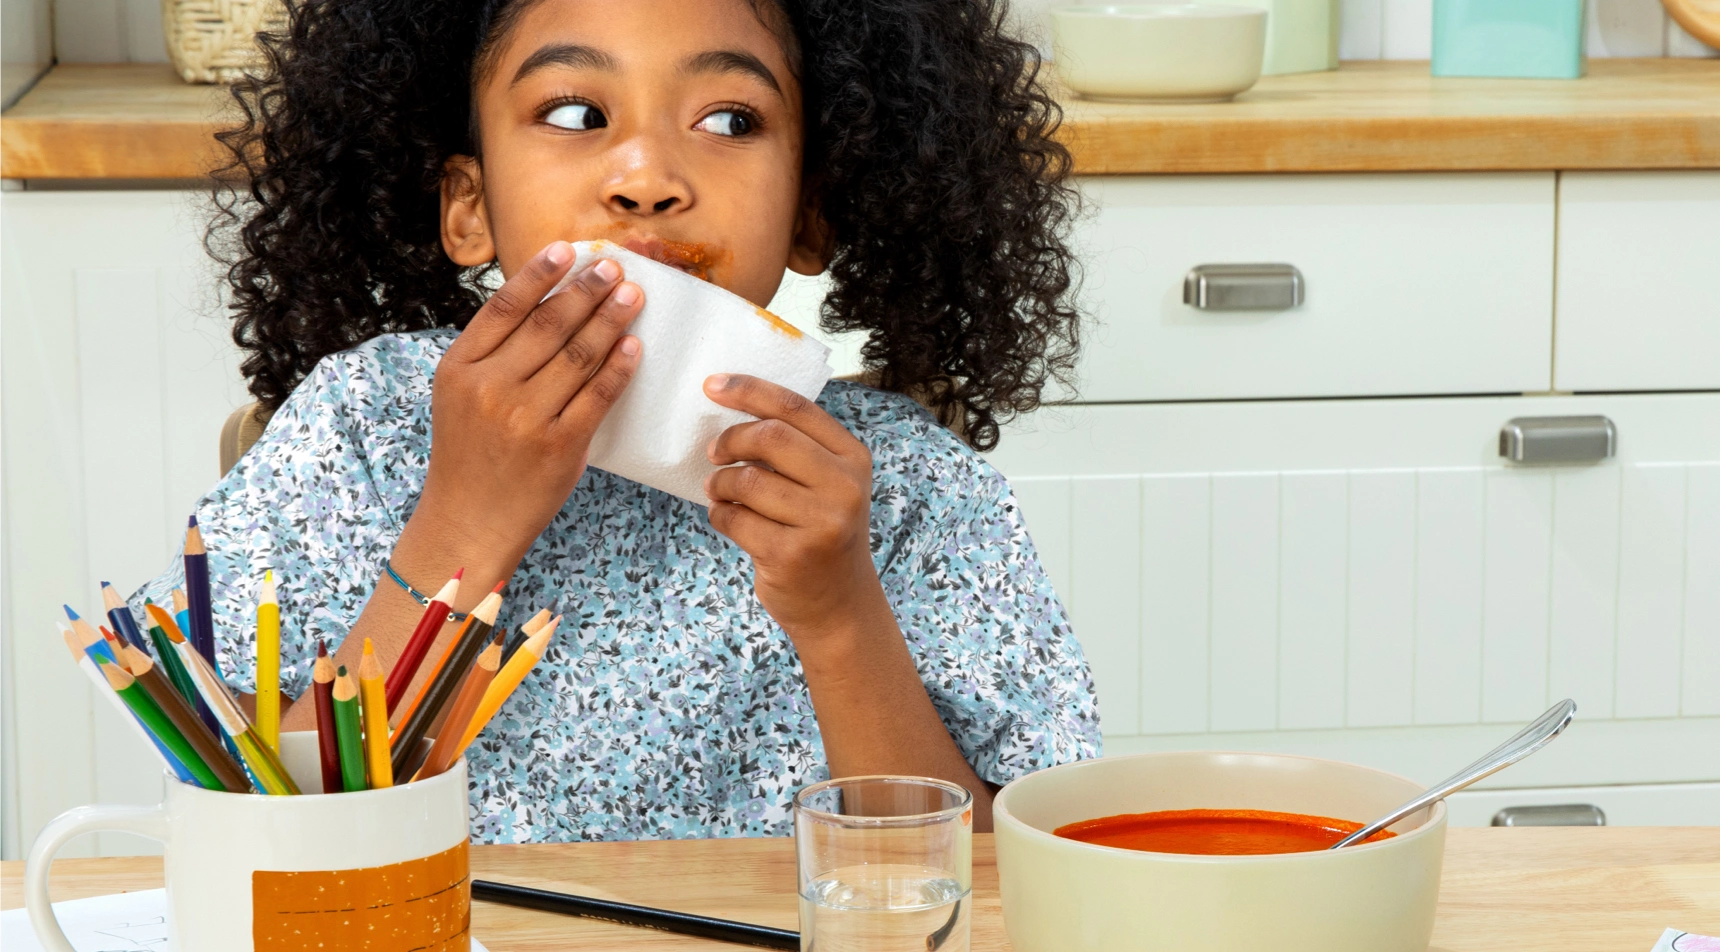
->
xmin=1053 ymin=809 xmax=1397 ymax=855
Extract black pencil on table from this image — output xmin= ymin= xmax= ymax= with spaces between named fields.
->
xmin=471 ymin=879 xmax=799 ymax=951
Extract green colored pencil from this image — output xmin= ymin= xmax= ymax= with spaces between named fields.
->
xmin=333 ymin=667 xmax=368 ymax=792
xmin=98 ymin=657 xmax=222 ymax=789
xmin=143 ymin=599 xmax=200 ymax=703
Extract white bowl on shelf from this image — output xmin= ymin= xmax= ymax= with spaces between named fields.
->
xmin=1051 ymin=4 xmax=1268 ymax=102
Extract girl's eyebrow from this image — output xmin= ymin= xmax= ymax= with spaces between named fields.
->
xmin=678 ymin=49 xmax=783 ymax=98
xmin=511 ymin=43 xmax=618 ymax=86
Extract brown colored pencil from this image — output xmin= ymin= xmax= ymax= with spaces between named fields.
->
xmin=389 ymin=584 xmax=503 ymax=779
xmin=312 ymin=641 xmax=340 ymax=794
xmin=413 ymin=634 xmax=502 ymax=782
xmin=119 ymin=645 xmax=252 ymax=793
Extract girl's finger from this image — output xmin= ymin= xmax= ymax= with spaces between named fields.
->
xmin=529 ymin=279 xmax=643 ymax=412
xmin=489 ymin=258 xmax=625 ymax=378
xmin=707 ymin=498 xmax=792 ymax=552
xmin=703 ymin=462 xmax=812 ymax=525
xmin=706 ymin=418 xmax=829 ymax=488
xmin=558 ymin=335 xmax=642 ymax=433
xmin=703 ymin=375 xmax=860 ymax=459
xmin=447 ymin=242 xmax=575 ymax=362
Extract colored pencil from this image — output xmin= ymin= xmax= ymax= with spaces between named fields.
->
xmin=384 ymin=569 xmax=463 ymax=714
xmin=119 ymin=645 xmax=252 ymax=793
xmin=171 ymin=588 xmax=191 ymax=646
xmin=64 ymin=606 xmax=115 ymax=664
xmin=64 ymin=629 xmax=196 ymax=784
xmin=458 ymin=616 xmax=559 ymax=754
xmin=501 ymin=608 xmax=551 ymax=666
xmin=470 ymin=879 xmax=799 ymax=951
xmin=141 ymin=599 xmax=200 ymax=704
xmin=312 ymin=642 xmax=341 ymax=794
xmin=172 ymin=636 xmax=300 ymax=795
xmin=101 ymin=583 xmax=149 ymax=659
xmin=359 ymin=640 xmax=393 ymax=788
xmin=414 ymin=634 xmax=502 ymax=781
xmin=390 ymin=584 xmax=503 ymax=779
xmin=97 ymin=657 xmax=223 ymax=790
xmin=333 ymin=666 xmax=367 ymax=792
xmin=182 ymin=517 xmax=216 ymax=671
xmin=256 ymin=570 xmax=281 ymax=753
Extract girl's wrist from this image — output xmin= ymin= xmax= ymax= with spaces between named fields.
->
xmin=393 ymin=490 xmax=531 ymax=609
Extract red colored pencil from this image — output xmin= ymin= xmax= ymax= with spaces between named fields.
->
xmin=312 ymin=641 xmax=340 ymax=794
xmin=384 ymin=568 xmax=462 ymax=714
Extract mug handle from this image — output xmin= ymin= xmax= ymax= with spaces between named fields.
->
xmin=25 ymin=804 xmax=170 ymax=952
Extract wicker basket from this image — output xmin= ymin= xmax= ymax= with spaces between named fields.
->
xmin=162 ymin=0 xmax=287 ymax=84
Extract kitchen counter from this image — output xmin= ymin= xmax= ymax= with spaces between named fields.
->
xmin=4 ymin=828 xmax=1718 ymax=950
xmin=3 ymin=59 xmax=1717 ymax=179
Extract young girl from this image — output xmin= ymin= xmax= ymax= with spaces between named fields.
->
xmin=135 ymin=0 xmax=1097 ymax=840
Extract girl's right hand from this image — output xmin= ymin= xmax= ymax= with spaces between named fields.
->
xmin=411 ymin=241 xmax=643 ymax=574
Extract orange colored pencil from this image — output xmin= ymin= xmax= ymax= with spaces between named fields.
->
xmin=456 ymin=616 xmax=558 ymax=754
xmin=413 ymin=634 xmax=502 ymax=782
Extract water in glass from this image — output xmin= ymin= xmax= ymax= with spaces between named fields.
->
xmin=798 ymin=863 xmax=970 ymax=952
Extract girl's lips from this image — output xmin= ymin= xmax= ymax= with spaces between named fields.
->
xmin=616 ymin=234 xmax=722 ymax=281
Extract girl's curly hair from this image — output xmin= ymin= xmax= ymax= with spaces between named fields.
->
xmin=213 ymin=0 xmax=1079 ymax=450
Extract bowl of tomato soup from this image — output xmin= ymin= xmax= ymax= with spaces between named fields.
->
xmin=993 ymin=751 xmax=1446 ymax=952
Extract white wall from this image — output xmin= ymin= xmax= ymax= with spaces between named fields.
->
xmin=2 ymin=0 xmax=55 ymax=107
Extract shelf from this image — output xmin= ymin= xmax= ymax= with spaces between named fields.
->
xmin=4 ymin=59 xmax=1719 ymax=179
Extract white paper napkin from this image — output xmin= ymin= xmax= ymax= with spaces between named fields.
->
xmin=544 ymin=240 xmax=834 ymax=505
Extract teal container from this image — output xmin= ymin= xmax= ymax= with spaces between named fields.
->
xmin=1431 ymin=0 xmax=1587 ymax=79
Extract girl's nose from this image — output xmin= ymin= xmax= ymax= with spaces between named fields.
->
xmin=605 ymin=153 xmax=691 ymax=216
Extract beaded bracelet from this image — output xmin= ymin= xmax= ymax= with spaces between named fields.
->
xmin=384 ymin=562 xmax=469 ymax=622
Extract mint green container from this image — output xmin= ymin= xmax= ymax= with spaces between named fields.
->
xmin=1432 ymin=0 xmax=1587 ymax=79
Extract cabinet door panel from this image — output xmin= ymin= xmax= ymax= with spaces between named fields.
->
xmin=1555 ymin=171 xmax=1720 ymax=392
xmin=1067 ymin=173 xmax=1555 ymax=403
xmin=988 ymin=393 xmax=1720 ymax=780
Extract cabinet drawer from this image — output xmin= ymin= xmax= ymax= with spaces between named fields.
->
xmin=1555 ymin=171 xmax=1720 ymax=392
xmin=985 ymin=393 xmax=1720 ymax=751
xmin=1068 ymin=173 xmax=1554 ymax=402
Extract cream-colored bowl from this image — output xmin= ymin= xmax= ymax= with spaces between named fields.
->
xmin=1051 ymin=4 xmax=1268 ymax=102
xmin=994 ymin=751 xmax=1446 ymax=952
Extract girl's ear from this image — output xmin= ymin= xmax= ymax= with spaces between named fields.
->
xmin=787 ymin=193 xmax=831 ymax=277
xmin=441 ymin=155 xmax=495 ymax=267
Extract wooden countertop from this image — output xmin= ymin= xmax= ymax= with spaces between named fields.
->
xmin=4 ymin=828 xmax=1718 ymax=950
xmin=3 ymin=59 xmax=1718 ymax=179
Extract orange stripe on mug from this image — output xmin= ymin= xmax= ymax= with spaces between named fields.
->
xmin=251 ymin=841 xmax=469 ymax=950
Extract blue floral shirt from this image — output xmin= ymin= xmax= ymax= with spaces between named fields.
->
xmin=132 ymin=329 xmax=1100 ymax=843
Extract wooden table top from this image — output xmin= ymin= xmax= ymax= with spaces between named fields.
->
xmin=4 ymin=827 xmax=1718 ymax=950
xmin=3 ymin=59 xmax=1718 ymax=180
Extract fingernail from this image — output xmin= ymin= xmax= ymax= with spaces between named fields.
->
xmin=612 ymin=282 xmax=640 ymax=307
xmin=620 ymin=336 xmax=640 ymax=356
xmin=545 ymin=242 xmax=572 ymax=268
xmin=594 ymin=259 xmax=621 ymax=283
xmin=707 ymin=374 xmax=730 ymax=392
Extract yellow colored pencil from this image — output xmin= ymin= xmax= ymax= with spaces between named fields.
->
xmin=456 ymin=616 xmax=559 ymax=754
xmin=256 ymin=570 xmax=281 ymax=754
xmin=358 ymin=639 xmax=393 ymax=789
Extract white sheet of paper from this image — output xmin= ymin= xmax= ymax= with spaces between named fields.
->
xmin=2 ymin=889 xmax=490 ymax=951
xmin=1651 ymin=927 xmax=1720 ymax=951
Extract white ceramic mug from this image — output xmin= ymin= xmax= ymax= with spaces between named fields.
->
xmin=26 ymin=731 xmax=471 ymax=952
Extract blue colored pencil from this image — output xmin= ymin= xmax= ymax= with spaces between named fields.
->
xmin=182 ymin=517 xmax=217 ymax=669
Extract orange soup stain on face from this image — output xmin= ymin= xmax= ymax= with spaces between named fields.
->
xmin=1054 ymin=809 xmax=1397 ymax=855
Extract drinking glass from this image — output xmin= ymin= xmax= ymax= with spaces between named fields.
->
xmin=794 ymin=775 xmax=974 ymax=952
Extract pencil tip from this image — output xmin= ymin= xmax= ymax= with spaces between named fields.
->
xmin=265 ymin=569 xmax=272 ymax=583
xmin=453 ymin=567 xmax=465 ymax=580
xmin=63 ymin=604 xmax=78 ymax=620
xmin=317 ymin=639 xmax=328 ymax=657
xmin=187 ymin=514 xmax=198 ymax=527
xmin=337 ymin=664 xmax=347 ymax=677
xmin=100 ymin=580 xmax=112 ymax=589
xmin=363 ymin=637 xmax=374 ymax=653
xmin=491 ymin=580 xmax=506 ymax=594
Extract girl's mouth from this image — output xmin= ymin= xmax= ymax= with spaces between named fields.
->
xmin=616 ymin=234 xmax=724 ymax=282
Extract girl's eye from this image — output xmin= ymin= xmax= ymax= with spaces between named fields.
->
xmin=544 ymin=103 xmax=606 ymax=131
xmin=696 ymin=110 xmax=754 ymax=137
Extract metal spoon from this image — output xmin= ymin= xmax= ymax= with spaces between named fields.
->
xmin=1331 ymin=698 xmax=1577 ymax=849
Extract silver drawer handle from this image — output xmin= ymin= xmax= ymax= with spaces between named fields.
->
xmin=1492 ymin=804 xmax=1606 ymax=827
xmin=1183 ymin=263 xmax=1304 ymax=310
xmin=1499 ymin=415 xmax=1617 ymax=465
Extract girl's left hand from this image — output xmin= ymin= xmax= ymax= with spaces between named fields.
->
xmin=702 ymin=373 xmax=883 ymax=642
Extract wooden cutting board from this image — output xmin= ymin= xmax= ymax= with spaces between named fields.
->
xmin=1664 ymin=0 xmax=1720 ymax=48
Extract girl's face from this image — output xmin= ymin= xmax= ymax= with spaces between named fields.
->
xmin=441 ymin=0 xmax=823 ymax=306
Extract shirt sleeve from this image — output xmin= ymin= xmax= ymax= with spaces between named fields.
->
xmin=129 ymin=349 xmax=409 ymax=700
xmin=869 ymin=407 xmax=1103 ymax=786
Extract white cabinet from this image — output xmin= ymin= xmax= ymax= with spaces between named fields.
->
xmin=1068 ymin=173 xmax=1555 ymax=403
xmin=1555 ymin=171 xmax=1720 ymax=392
xmin=985 ymin=393 xmax=1720 ymax=796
